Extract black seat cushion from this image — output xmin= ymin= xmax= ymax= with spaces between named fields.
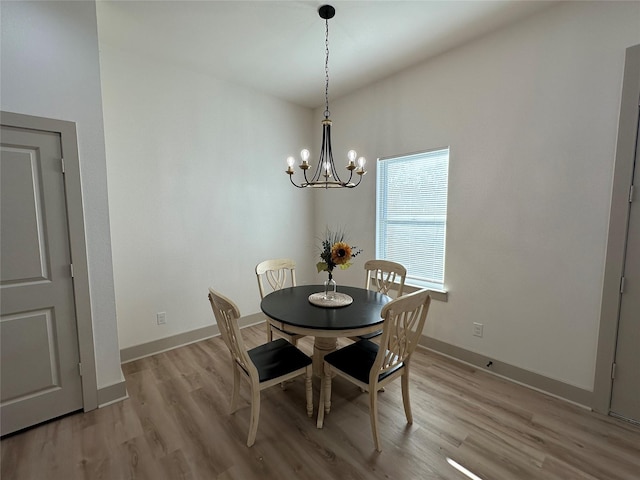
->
xmin=247 ymin=338 xmax=312 ymax=383
xmin=324 ymin=340 xmax=403 ymax=384
xmin=357 ymin=330 xmax=382 ymax=340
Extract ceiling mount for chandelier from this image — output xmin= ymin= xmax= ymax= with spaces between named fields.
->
xmin=285 ymin=4 xmax=366 ymax=189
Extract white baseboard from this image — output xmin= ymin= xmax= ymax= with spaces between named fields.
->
xmin=96 ymin=372 xmax=128 ymax=408
xmin=119 ymin=313 xmax=264 ymax=364
xmin=419 ymin=334 xmax=593 ymax=408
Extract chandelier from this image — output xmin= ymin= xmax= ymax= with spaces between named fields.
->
xmin=286 ymin=4 xmax=366 ymax=189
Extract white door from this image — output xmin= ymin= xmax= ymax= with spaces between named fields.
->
xmin=1 ymin=125 xmax=83 ymax=435
xmin=610 ymin=112 xmax=640 ymax=424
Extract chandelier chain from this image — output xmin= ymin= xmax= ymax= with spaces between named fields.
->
xmin=324 ymin=18 xmax=330 ymax=118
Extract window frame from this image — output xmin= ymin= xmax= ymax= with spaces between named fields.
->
xmin=375 ymin=147 xmax=450 ymax=293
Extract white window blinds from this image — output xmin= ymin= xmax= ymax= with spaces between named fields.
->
xmin=376 ymin=148 xmax=449 ymax=290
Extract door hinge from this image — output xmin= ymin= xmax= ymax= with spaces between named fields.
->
xmin=611 ymin=362 xmax=617 ymax=379
xmin=61 ymin=158 xmax=65 ymax=174
xmin=78 ymin=362 xmax=83 ymax=377
xmin=630 ymin=184 xmax=635 ymax=203
xmin=620 ymin=276 xmax=625 ymax=294
xmin=70 ymin=264 xmax=74 ymax=278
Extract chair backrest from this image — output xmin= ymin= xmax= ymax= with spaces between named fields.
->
xmin=373 ymin=289 xmax=431 ymax=382
xmin=255 ymin=258 xmax=297 ymax=299
xmin=208 ymin=288 xmax=258 ymax=379
xmin=364 ymin=259 xmax=407 ymax=297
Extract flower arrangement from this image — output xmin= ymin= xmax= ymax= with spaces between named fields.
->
xmin=316 ymin=228 xmax=362 ymax=276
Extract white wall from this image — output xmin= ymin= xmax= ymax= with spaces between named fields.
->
xmin=98 ymin=45 xmax=316 ymax=349
xmin=0 ymin=1 xmax=122 ymax=388
xmin=315 ymin=1 xmax=640 ymax=391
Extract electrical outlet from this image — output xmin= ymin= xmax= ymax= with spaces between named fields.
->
xmin=157 ymin=312 xmax=166 ymax=325
xmin=473 ymin=322 xmax=483 ymax=337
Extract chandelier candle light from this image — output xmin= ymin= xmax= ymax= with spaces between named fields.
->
xmin=285 ymin=4 xmax=366 ymax=189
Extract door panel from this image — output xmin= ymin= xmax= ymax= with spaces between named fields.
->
xmin=0 ymin=146 xmax=50 ymax=283
xmin=1 ymin=125 xmax=83 ymax=435
xmin=1 ymin=309 xmax=59 ymax=402
xmin=610 ymin=112 xmax=640 ymax=423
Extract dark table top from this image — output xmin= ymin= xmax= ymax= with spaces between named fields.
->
xmin=260 ymin=285 xmax=391 ymax=332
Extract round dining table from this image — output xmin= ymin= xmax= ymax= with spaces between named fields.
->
xmin=260 ymin=284 xmax=391 ymax=375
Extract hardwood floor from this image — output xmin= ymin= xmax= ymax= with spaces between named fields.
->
xmin=2 ymin=324 xmax=639 ymax=480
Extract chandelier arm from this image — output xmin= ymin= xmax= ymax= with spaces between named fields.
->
xmin=311 ymin=124 xmax=329 ymax=184
xmin=302 ymin=164 xmax=314 ymax=187
xmin=348 ymin=173 xmax=362 ymax=188
xmin=289 ymin=175 xmax=305 ymax=188
xmin=311 ymin=163 xmax=324 ymax=184
xmin=341 ymin=168 xmax=355 ymax=187
xmin=324 ymin=122 xmax=332 ymax=177
xmin=325 ymin=124 xmax=341 ymax=184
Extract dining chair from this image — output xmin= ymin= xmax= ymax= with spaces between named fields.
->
xmin=317 ymin=288 xmax=431 ymax=451
xmin=255 ymin=258 xmax=305 ymax=345
xmin=364 ymin=259 xmax=407 ymax=297
xmin=208 ymin=287 xmax=313 ymax=447
xmin=351 ymin=259 xmax=408 ymax=341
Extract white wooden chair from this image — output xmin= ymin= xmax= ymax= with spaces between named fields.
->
xmin=208 ymin=288 xmax=313 ymax=447
xmin=352 ymin=259 xmax=407 ymax=341
xmin=255 ymin=258 xmax=305 ymax=345
xmin=317 ymin=289 xmax=431 ymax=451
xmin=364 ymin=259 xmax=407 ymax=297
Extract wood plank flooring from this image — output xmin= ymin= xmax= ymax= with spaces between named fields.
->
xmin=2 ymin=324 xmax=639 ymax=480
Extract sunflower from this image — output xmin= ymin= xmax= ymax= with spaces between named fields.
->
xmin=316 ymin=228 xmax=362 ymax=273
xmin=331 ymin=242 xmax=352 ymax=265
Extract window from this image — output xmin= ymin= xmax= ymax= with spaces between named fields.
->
xmin=376 ymin=148 xmax=449 ymax=291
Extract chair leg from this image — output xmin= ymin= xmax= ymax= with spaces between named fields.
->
xmin=305 ymin=366 xmax=313 ymax=418
xmin=401 ymin=369 xmax=413 ymax=424
xmin=369 ymin=387 xmax=382 ymax=452
xmin=317 ymin=375 xmax=325 ymax=428
xmin=317 ymin=362 xmax=331 ymax=428
xmin=230 ymin=363 xmax=241 ymax=414
xmin=247 ymin=383 xmax=260 ymax=447
xmin=323 ymin=363 xmax=332 ymax=415
xmin=266 ymin=321 xmax=273 ymax=342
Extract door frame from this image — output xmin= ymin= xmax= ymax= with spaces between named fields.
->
xmin=1 ymin=111 xmax=98 ymax=411
xmin=594 ymin=44 xmax=640 ymax=414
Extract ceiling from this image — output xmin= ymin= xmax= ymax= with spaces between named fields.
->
xmin=96 ymin=0 xmax=556 ymax=109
